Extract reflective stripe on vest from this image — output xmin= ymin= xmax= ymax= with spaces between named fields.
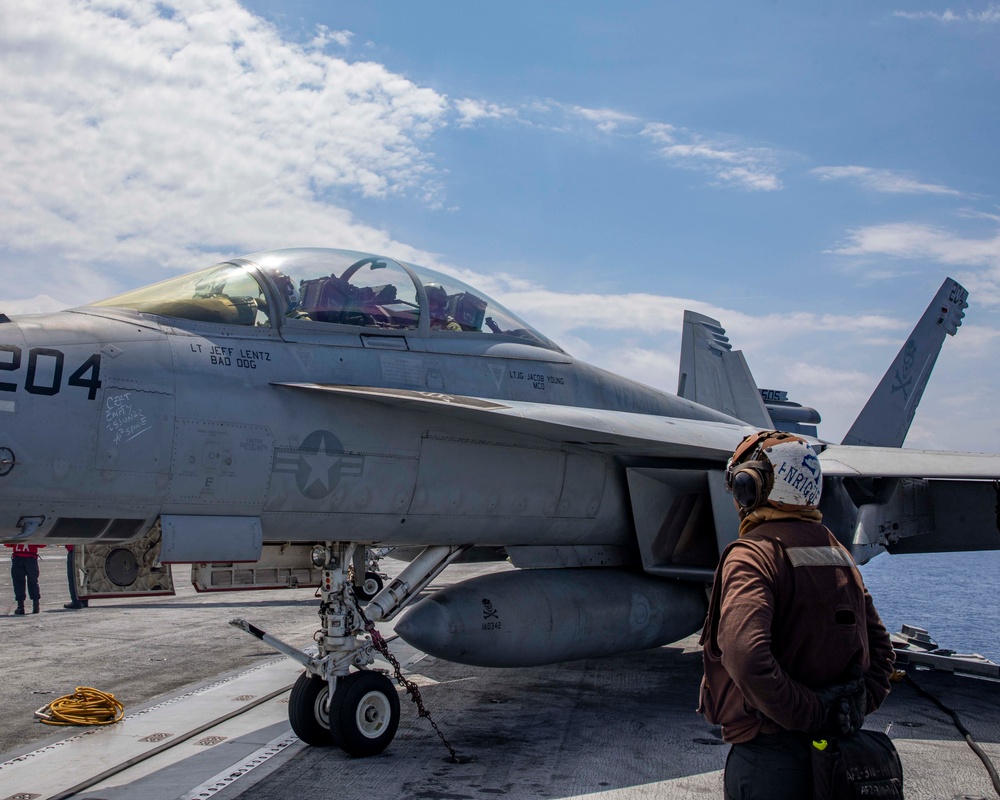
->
xmin=785 ymin=546 xmax=855 ymax=569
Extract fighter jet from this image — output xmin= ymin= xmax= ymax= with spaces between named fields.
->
xmin=1 ymin=248 xmax=997 ymax=756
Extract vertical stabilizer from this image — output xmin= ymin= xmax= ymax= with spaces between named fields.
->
xmin=842 ymin=278 xmax=968 ymax=447
xmin=677 ymin=311 xmax=773 ymax=428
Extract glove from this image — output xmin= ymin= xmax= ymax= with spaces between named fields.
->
xmin=814 ymin=665 xmax=866 ymax=736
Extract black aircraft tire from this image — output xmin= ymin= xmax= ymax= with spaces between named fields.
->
xmin=356 ymin=571 xmax=384 ymax=601
xmin=288 ymin=672 xmax=333 ymax=746
xmin=329 ymin=671 xmax=400 ymax=757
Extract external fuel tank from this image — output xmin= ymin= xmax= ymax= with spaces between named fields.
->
xmin=395 ymin=567 xmax=707 ymax=668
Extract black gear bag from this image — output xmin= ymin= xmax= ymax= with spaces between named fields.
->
xmin=811 ymin=730 xmax=903 ymax=799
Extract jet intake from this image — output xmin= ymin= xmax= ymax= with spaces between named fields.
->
xmin=395 ymin=567 xmax=707 ymax=668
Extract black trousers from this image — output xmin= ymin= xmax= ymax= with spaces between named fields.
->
xmin=66 ymin=548 xmax=88 ymax=607
xmin=11 ymin=557 xmax=40 ymax=605
xmin=724 ymin=730 xmax=812 ymax=800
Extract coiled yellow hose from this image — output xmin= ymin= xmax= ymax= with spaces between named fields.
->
xmin=35 ymin=687 xmax=124 ymax=726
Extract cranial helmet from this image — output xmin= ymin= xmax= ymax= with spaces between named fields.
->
xmin=424 ymin=283 xmax=447 ymax=312
xmin=725 ymin=430 xmax=822 ymax=512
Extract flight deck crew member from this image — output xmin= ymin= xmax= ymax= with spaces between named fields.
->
xmin=64 ymin=545 xmax=89 ymax=610
xmin=699 ymin=430 xmax=895 ymax=800
xmin=7 ymin=543 xmax=45 ymax=615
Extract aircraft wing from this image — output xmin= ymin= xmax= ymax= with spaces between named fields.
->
xmin=274 ymin=382 xmax=745 ymax=460
xmin=820 ymin=444 xmax=1000 ymax=480
xmin=276 ymin=383 xmax=1000 ymax=481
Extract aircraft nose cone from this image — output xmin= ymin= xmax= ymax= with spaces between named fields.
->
xmin=0 ymin=314 xmax=25 ymax=363
xmin=0 ymin=316 xmax=30 ymax=536
xmin=0 ymin=314 xmax=26 ymax=433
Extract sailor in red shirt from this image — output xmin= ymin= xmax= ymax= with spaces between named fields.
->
xmin=6 ymin=543 xmax=45 ymax=615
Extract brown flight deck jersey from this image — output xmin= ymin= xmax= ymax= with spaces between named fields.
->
xmin=698 ymin=518 xmax=895 ymax=744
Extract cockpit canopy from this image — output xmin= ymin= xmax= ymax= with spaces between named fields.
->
xmin=91 ymin=248 xmax=561 ymax=352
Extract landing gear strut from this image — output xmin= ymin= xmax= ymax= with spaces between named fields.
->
xmin=231 ymin=542 xmax=468 ymax=757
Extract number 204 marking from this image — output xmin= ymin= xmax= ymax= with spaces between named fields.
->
xmin=0 ymin=346 xmax=102 ymax=400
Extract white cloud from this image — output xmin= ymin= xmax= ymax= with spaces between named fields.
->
xmin=717 ymin=166 xmax=781 ymax=192
xmin=812 ymin=166 xmax=962 ymax=196
xmin=829 ymin=221 xmax=1000 ymax=268
xmin=638 ymin=122 xmax=676 ymax=144
xmin=0 ymin=0 xmax=450 ymax=300
xmin=0 ymin=0 xmax=792 ymax=311
xmin=826 ymin=220 xmax=1000 ymax=307
xmin=1 ymin=295 xmax=68 ymax=315
xmin=454 ymin=98 xmax=519 ymax=128
xmin=894 ymin=6 xmax=1000 ymax=23
xmin=571 ymin=107 xmax=640 ymax=124
xmin=640 ymin=125 xmax=782 ymax=191
xmin=570 ymin=106 xmax=640 ymax=133
xmin=771 ymin=362 xmax=874 ymax=425
xmin=485 ymin=103 xmax=784 ymax=191
xmin=484 ymin=284 xmax=897 ymax=345
xmin=310 ymin=26 xmax=353 ymax=49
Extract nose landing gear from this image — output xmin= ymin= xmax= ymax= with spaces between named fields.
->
xmin=288 ymin=669 xmax=400 ymax=756
xmin=231 ymin=542 xmax=467 ymax=757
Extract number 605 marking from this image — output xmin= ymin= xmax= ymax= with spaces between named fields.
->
xmin=0 ymin=346 xmax=102 ymax=400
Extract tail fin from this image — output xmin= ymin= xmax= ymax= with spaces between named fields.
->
xmin=841 ymin=278 xmax=968 ymax=447
xmin=677 ymin=310 xmax=773 ymax=428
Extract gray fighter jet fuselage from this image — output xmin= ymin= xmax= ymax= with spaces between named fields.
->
xmin=1 ymin=248 xmax=997 ymax=756
xmin=0 ymin=248 xmax=743 ymax=554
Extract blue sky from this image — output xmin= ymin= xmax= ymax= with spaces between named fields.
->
xmin=2 ymin=0 xmax=999 ymax=451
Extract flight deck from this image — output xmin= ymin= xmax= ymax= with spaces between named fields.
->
xmin=2 ymin=554 xmax=999 ymax=800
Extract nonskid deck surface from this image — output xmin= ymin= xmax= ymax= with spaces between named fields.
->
xmin=230 ymin=642 xmax=1000 ymax=800
xmin=3 ymin=641 xmax=999 ymax=800
xmin=2 ymin=557 xmax=999 ymax=799
xmin=0 ymin=656 xmax=305 ymax=800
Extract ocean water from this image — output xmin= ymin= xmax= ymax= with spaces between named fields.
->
xmin=859 ymin=549 xmax=1000 ymax=663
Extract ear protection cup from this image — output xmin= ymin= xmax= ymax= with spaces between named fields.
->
xmin=729 ymin=460 xmax=773 ymax=510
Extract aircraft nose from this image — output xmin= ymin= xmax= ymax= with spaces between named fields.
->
xmin=0 ymin=314 xmax=26 ymax=409
xmin=0 ymin=313 xmax=27 ymax=428
xmin=0 ymin=315 xmax=32 ymax=536
xmin=0 ymin=308 xmax=173 ymax=542
xmin=0 ymin=311 xmax=115 ymax=539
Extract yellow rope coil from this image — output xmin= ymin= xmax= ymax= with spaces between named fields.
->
xmin=35 ymin=687 xmax=125 ymax=726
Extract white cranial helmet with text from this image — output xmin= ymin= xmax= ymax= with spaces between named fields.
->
xmin=762 ymin=437 xmax=822 ymax=508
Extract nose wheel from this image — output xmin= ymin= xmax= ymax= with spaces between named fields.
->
xmin=288 ymin=673 xmax=332 ymax=746
xmin=330 ymin=670 xmax=400 ymax=756
xmin=288 ymin=670 xmax=400 ymax=756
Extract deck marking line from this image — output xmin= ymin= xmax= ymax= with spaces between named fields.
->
xmin=178 ymin=732 xmax=301 ymax=800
